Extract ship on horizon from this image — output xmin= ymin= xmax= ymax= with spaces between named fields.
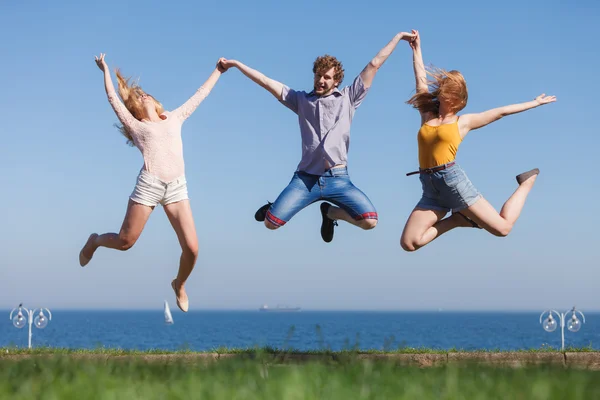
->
xmin=259 ymin=304 xmax=301 ymax=312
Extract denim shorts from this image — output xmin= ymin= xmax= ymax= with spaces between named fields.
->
xmin=130 ymin=169 xmax=189 ymax=207
xmin=266 ymin=166 xmax=377 ymax=227
xmin=415 ymin=162 xmax=481 ymax=213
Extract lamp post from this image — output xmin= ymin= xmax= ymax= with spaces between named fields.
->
xmin=9 ymin=303 xmax=52 ymax=349
xmin=539 ymin=306 xmax=585 ymax=351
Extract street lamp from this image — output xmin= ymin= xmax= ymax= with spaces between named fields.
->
xmin=9 ymin=303 xmax=52 ymax=349
xmin=539 ymin=306 xmax=585 ymax=351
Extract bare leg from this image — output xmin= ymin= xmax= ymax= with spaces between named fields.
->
xmin=400 ymin=208 xmax=473 ymax=252
xmin=79 ymin=199 xmax=154 ymax=266
xmin=164 ymin=200 xmax=198 ymax=312
xmin=461 ymin=174 xmax=538 ymax=236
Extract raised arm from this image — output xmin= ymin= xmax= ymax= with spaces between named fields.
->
xmin=408 ymin=30 xmax=433 ymax=125
xmin=94 ymin=53 xmax=142 ymax=131
xmin=172 ymin=58 xmax=226 ymax=122
xmin=360 ymin=31 xmax=415 ymax=88
xmin=409 ymin=30 xmax=428 ymax=94
xmin=458 ymin=94 xmax=557 ymax=137
xmin=220 ymin=58 xmax=285 ymax=100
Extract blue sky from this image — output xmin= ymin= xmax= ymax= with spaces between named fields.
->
xmin=0 ymin=0 xmax=598 ymax=311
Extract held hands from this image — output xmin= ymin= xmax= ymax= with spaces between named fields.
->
xmin=217 ymin=58 xmax=237 ymax=72
xmin=408 ymin=29 xmax=420 ymax=50
xmin=94 ymin=53 xmax=108 ymax=73
xmin=534 ymin=93 xmax=557 ymax=105
xmin=399 ymin=31 xmax=417 ymax=45
xmin=216 ymin=57 xmax=229 ymax=73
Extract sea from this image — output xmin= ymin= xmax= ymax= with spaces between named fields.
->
xmin=1 ymin=310 xmax=599 ymax=351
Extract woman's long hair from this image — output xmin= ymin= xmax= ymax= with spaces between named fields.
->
xmin=114 ymin=69 xmax=165 ymax=146
xmin=406 ymin=66 xmax=468 ymax=116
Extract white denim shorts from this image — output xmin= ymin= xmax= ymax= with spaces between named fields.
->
xmin=130 ymin=169 xmax=189 ymax=207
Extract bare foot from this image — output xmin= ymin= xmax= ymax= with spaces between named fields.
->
xmin=79 ymin=233 xmax=98 ymax=267
xmin=171 ymin=279 xmax=189 ymax=312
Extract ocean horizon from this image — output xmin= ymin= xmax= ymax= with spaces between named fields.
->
xmin=2 ymin=310 xmax=598 ymax=352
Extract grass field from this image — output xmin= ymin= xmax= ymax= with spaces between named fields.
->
xmin=2 ymin=351 xmax=600 ymax=399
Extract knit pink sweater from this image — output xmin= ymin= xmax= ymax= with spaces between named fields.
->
xmin=107 ymin=87 xmax=210 ymax=183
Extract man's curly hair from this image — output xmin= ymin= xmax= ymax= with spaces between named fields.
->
xmin=313 ymin=54 xmax=344 ymax=86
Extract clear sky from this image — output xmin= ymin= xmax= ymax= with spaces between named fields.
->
xmin=1 ymin=0 xmax=598 ymax=311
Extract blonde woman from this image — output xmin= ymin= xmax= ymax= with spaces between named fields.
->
xmin=79 ymin=53 xmax=226 ymax=311
xmin=400 ymin=31 xmax=556 ymax=251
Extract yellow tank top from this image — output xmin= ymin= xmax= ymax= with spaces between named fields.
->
xmin=417 ymin=118 xmax=462 ymax=169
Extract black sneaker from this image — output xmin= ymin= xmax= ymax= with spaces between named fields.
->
xmin=254 ymin=201 xmax=272 ymax=222
xmin=320 ymin=202 xmax=337 ymax=243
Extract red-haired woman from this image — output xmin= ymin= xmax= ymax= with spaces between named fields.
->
xmin=400 ymin=31 xmax=556 ymax=252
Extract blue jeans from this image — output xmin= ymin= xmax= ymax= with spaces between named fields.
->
xmin=266 ymin=167 xmax=378 ymax=227
xmin=416 ymin=162 xmax=481 ymax=213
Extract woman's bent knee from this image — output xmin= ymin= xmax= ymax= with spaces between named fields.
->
xmin=184 ymin=242 xmax=199 ymax=259
xmin=400 ymin=238 xmax=418 ymax=252
xmin=118 ymin=233 xmax=138 ymax=251
xmin=490 ymin=222 xmax=513 ymax=237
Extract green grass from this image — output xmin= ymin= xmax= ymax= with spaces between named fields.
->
xmin=1 ymin=355 xmax=599 ymax=399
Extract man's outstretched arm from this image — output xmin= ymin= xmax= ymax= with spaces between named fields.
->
xmin=360 ymin=31 xmax=416 ymax=88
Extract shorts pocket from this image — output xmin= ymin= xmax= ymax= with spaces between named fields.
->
xmin=137 ymin=171 xmax=155 ymax=186
xmin=441 ymin=169 xmax=461 ymax=187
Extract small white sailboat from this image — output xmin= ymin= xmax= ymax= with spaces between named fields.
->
xmin=164 ymin=300 xmax=174 ymax=325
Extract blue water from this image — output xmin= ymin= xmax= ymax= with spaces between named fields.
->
xmin=2 ymin=311 xmax=599 ymax=351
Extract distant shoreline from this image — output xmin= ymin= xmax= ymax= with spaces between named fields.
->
xmin=3 ymin=309 xmax=600 ymax=313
